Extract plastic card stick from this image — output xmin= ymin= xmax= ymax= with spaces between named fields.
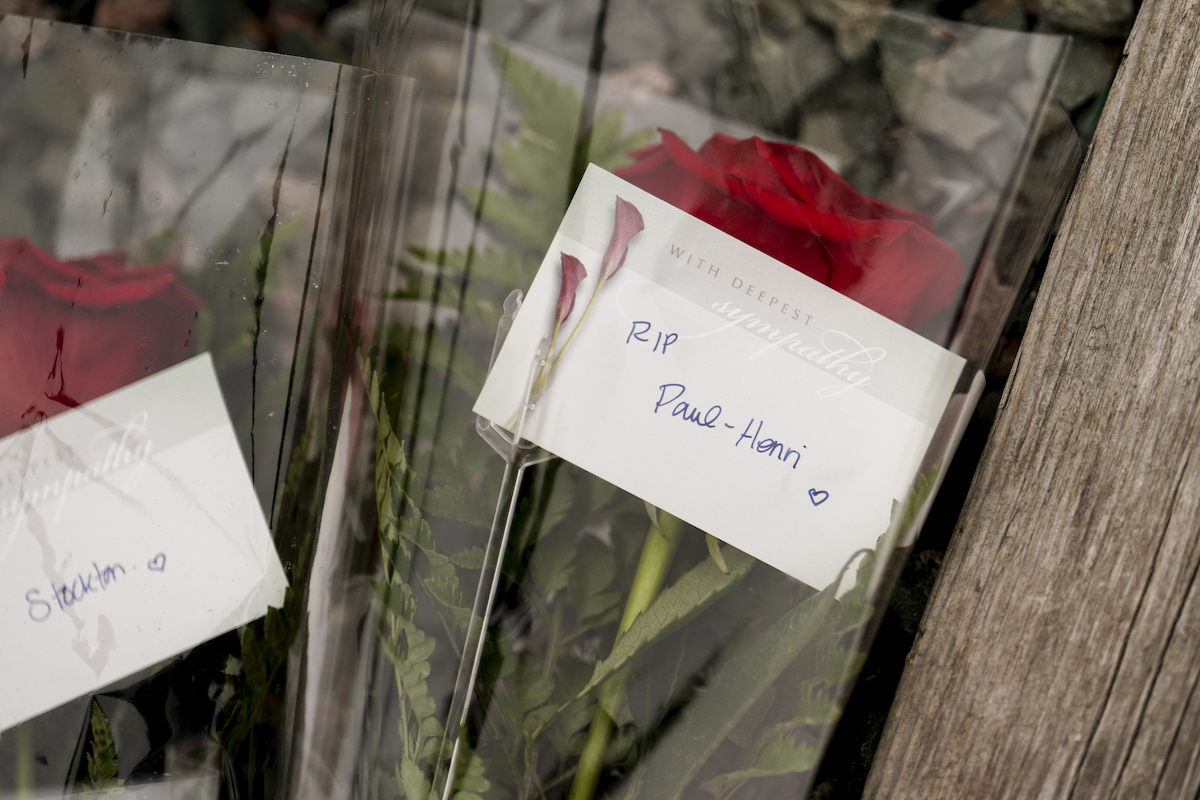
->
xmin=434 ymin=299 xmax=554 ymax=800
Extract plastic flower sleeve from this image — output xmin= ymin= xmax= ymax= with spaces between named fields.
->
xmin=0 ymin=16 xmax=378 ymax=799
xmin=337 ymin=5 xmax=1080 ymax=800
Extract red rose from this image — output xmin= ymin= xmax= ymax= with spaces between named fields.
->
xmin=614 ymin=131 xmax=963 ymax=329
xmin=0 ymin=238 xmax=204 ymax=437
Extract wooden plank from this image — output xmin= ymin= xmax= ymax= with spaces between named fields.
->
xmin=861 ymin=0 xmax=1200 ymax=796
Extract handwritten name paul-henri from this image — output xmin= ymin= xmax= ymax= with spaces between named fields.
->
xmin=654 ymin=384 xmax=805 ymax=470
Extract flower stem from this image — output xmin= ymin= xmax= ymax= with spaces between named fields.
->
xmin=16 ymin=723 xmax=32 ymax=799
xmin=567 ymin=511 xmax=685 ymax=800
xmin=532 ymin=322 xmax=561 ymax=400
xmin=548 ymin=277 xmax=603 ymax=378
xmin=508 ymin=323 xmax=561 ymax=431
xmin=507 ymin=281 xmax=603 ymax=431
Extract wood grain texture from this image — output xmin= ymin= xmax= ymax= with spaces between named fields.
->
xmin=861 ymin=0 xmax=1200 ymax=797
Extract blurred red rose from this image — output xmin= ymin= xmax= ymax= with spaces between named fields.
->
xmin=0 ymin=238 xmax=204 ymax=437
xmin=614 ymin=130 xmax=963 ymax=329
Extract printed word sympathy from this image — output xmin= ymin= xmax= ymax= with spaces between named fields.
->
xmin=653 ymin=383 xmax=806 ymax=471
xmin=709 ymin=301 xmax=884 ymax=395
xmin=668 ymin=244 xmax=815 ymax=324
xmin=0 ymin=413 xmax=154 ymax=525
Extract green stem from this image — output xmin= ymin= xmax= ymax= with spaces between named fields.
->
xmin=567 ymin=512 xmax=685 ymax=800
xmin=507 ymin=322 xmax=560 ymax=431
xmin=507 ymin=279 xmax=604 ymax=431
xmin=548 ymin=281 xmax=601 ymax=378
xmin=531 ymin=321 xmax=561 ymax=402
xmin=16 ymin=723 xmax=32 ymax=799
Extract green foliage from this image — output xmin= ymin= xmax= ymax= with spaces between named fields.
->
xmin=576 ymin=546 xmax=755 ymax=702
xmin=897 ymin=463 xmax=941 ymax=537
xmin=182 ymin=219 xmax=303 ymax=374
xmin=369 ymin=367 xmax=490 ymax=799
xmin=677 ymin=467 xmax=944 ymax=800
xmin=405 ymin=40 xmax=652 ymax=333
xmin=698 ymin=737 xmax=821 ymax=797
xmin=630 ymin=566 xmax=845 ymax=800
xmin=127 ymin=146 xmax=345 ymax=799
xmin=86 ymin=700 xmax=121 ymax=793
xmin=211 ymin=343 xmax=339 ymax=787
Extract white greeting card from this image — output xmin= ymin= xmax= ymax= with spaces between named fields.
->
xmin=474 ymin=166 xmax=965 ymax=589
xmin=0 ymin=353 xmax=287 ymax=732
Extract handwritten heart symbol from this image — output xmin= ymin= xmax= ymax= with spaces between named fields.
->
xmin=148 ymin=553 xmax=166 ymax=572
xmin=808 ymin=489 xmax=829 ymax=507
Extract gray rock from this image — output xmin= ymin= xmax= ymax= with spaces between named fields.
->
xmin=324 ymin=1 xmax=369 ymax=57
xmin=878 ymin=14 xmax=952 ymax=72
xmin=519 ymin=3 xmax=594 ymax=66
xmin=799 ymin=110 xmax=857 ymax=173
xmin=880 ymin=20 xmax=1042 ymax=154
xmin=796 ymin=0 xmax=885 ymax=61
xmin=832 ymin=69 xmax=895 ymax=156
xmin=1025 ymin=33 xmax=1064 ymax=85
xmin=659 ymin=0 xmax=735 ymax=93
xmin=749 ymin=24 xmax=838 ymax=120
xmin=945 ymin=29 xmax=1031 ymax=95
xmin=0 ymin=191 xmax=38 ymax=244
xmin=885 ymin=62 xmax=1003 ymax=152
xmin=57 ymin=94 xmax=117 ymax=259
xmin=33 ymin=145 xmax=72 ymax=193
xmin=844 ymin=154 xmax=887 ymax=197
xmin=1054 ymin=38 xmax=1117 ymax=111
xmin=171 ymin=0 xmax=243 ymax=44
xmin=1036 ymin=0 xmax=1132 ymax=37
xmin=0 ymin=0 xmax=60 ymax=17
xmin=758 ymin=0 xmax=808 ymax=36
xmin=479 ymin=0 xmax=536 ymax=38
xmin=711 ymin=72 xmax=764 ymax=128
xmin=970 ymin=104 xmax=1029 ymax=188
xmin=962 ymin=3 xmax=1029 ymax=30
xmin=881 ymin=130 xmax=993 ymax=258
xmin=602 ymin=0 xmax=671 ymax=67
xmin=1009 ymin=78 xmax=1045 ymax=120
xmin=560 ymin=0 xmax=602 ymax=38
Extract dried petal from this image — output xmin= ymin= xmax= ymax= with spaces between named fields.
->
xmin=555 ymin=252 xmax=587 ymax=325
xmin=600 ymin=196 xmax=645 ymax=281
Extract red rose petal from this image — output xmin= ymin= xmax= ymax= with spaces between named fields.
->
xmin=0 ymin=237 xmax=205 ymax=437
xmin=616 ymin=131 xmax=963 ymax=328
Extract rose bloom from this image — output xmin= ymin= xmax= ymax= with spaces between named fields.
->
xmin=0 ymin=238 xmax=204 ymax=437
xmin=615 ymin=131 xmax=963 ymax=329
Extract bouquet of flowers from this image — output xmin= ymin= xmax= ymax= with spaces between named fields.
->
xmin=354 ymin=10 xmax=1070 ymax=800
xmin=0 ymin=17 xmax=375 ymax=798
xmin=0 ymin=5 xmax=1075 ymax=799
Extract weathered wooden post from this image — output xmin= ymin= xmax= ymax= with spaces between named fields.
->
xmin=863 ymin=0 xmax=1200 ymax=795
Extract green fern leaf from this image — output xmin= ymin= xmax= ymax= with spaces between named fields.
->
xmin=490 ymin=40 xmax=581 ymax=150
xmin=461 ymin=185 xmax=561 ymax=253
xmin=86 ymin=700 xmax=121 ymax=792
xmin=698 ymin=735 xmax=822 ymax=796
